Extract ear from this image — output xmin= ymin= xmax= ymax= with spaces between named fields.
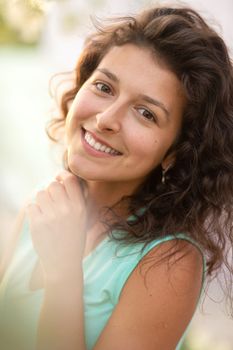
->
xmin=161 ymin=152 xmax=176 ymax=171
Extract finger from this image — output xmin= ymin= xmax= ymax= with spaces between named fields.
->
xmin=56 ymin=171 xmax=84 ymax=202
xmin=25 ymin=202 xmax=42 ymax=219
xmin=55 ymin=170 xmax=72 ymax=183
xmin=35 ymin=190 xmax=54 ymax=215
xmin=57 ymin=174 xmax=87 ymax=200
xmin=48 ymin=180 xmax=68 ymax=202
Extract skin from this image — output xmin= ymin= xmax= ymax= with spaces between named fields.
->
xmin=25 ymin=44 xmax=203 ymax=349
xmin=65 ymin=44 xmax=185 ymax=207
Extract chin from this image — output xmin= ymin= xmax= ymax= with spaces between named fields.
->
xmin=67 ymin=162 xmax=98 ymax=181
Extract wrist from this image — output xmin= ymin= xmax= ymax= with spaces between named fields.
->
xmin=43 ymin=265 xmax=84 ymax=288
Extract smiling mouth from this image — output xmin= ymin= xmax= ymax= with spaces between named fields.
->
xmin=82 ymin=128 xmax=122 ymax=156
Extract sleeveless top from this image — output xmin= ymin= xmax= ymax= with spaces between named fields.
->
xmin=0 ymin=218 xmax=206 ymax=350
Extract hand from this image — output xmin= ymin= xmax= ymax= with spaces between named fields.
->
xmin=26 ymin=171 xmax=87 ymax=282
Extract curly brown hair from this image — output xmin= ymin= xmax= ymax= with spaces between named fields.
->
xmin=47 ymin=5 xmax=233 ymax=312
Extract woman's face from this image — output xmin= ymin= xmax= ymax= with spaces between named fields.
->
xmin=65 ymin=44 xmax=185 ymax=189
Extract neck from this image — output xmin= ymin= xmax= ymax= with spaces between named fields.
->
xmin=83 ymin=179 xmax=140 ymax=228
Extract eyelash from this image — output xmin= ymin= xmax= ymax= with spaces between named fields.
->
xmin=93 ymin=81 xmax=157 ymax=123
xmin=136 ymin=107 xmax=156 ymax=123
xmin=94 ymin=81 xmax=113 ymax=95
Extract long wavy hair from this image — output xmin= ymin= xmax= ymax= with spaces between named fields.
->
xmin=47 ymin=5 xmax=233 ymax=312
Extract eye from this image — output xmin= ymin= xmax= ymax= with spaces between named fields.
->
xmin=94 ymin=82 xmax=113 ymax=95
xmin=137 ymin=107 xmax=156 ymax=122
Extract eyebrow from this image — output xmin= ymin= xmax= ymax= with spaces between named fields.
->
xmin=96 ymin=68 xmax=119 ymax=82
xmin=138 ymin=94 xmax=170 ymax=120
xmin=96 ymin=68 xmax=170 ymax=119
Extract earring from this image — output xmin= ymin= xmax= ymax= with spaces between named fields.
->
xmin=162 ymin=168 xmax=166 ymax=184
xmin=161 ymin=164 xmax=173 ymax=185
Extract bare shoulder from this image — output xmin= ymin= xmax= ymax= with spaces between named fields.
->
xmin=139 ymin=238 xmax=204 ymax=301
xmin=94 ymin=238 xmax=204 ymax=350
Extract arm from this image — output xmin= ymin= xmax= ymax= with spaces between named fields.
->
xmin=26 ymin=171 xmax=203 ymax=350
xmin=0 ymin=206 xmax=26 ymax=284
xmin=26 ymin=172 xmax=87 ymax=350
xmin=94 ymin=239 xmax=204 ymax=350
xmin=36 ymin=267 xmax=86 ymax=350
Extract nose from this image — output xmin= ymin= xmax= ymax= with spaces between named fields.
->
xmin=95 ymin=100 xmax=126 ymax=133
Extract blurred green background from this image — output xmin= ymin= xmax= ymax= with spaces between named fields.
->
xmin=0 ymin=0 xmax=44 ymax=45
xmin=0 ymin=1 xmax=233 ymax=349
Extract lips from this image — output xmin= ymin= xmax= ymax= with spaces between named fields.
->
xmin=82 ymin=128 xmax=122 ymax=155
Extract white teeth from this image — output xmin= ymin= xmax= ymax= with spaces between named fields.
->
xmin=89 ymin=138 xmax=95 ymax=147
xmin=84 ymin=131 xmax=120 ymax=155
xmin=100 ymin=145 xmax=106 ymax=151
xmin=86 ymin=132 xmax=91 ymax=142
xmin=94 ymin=142 xmax=101 ymax=150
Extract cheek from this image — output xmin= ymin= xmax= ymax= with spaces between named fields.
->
xmin=65 ymin=92 xmax=95 ymax=134
xmin=128 ymin=130 xmax=172 ymax=167
xmin=129 ymin=131 xmax=158 ymax=157
xmin=73 ymin=92 xmax=95 ymax=120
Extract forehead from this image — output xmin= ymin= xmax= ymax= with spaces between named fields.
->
xmin=96 ymin=44 xmax=186 ymax=111
xmin=98 ymin=44 xmax=182 ymax=86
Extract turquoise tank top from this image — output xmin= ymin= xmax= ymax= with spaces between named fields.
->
xmin=0 ymin=218 xmax=205 ymax=350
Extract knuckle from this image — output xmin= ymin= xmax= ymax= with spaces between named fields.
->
xmin=56 ymin=170 xmax=71 ymax=180
xmin=36 ymin=190 xmax=45 ymax=200
xmin=67 ymin=176 xmax=79 ymax=188
xmin=48 ymin=180 xmax=61 ymax=191
xmin=64 ymin=173 xmax=75 ymax=182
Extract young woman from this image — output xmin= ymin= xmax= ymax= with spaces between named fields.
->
xmin=0 ymin=4 xmax=233 ymax=350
